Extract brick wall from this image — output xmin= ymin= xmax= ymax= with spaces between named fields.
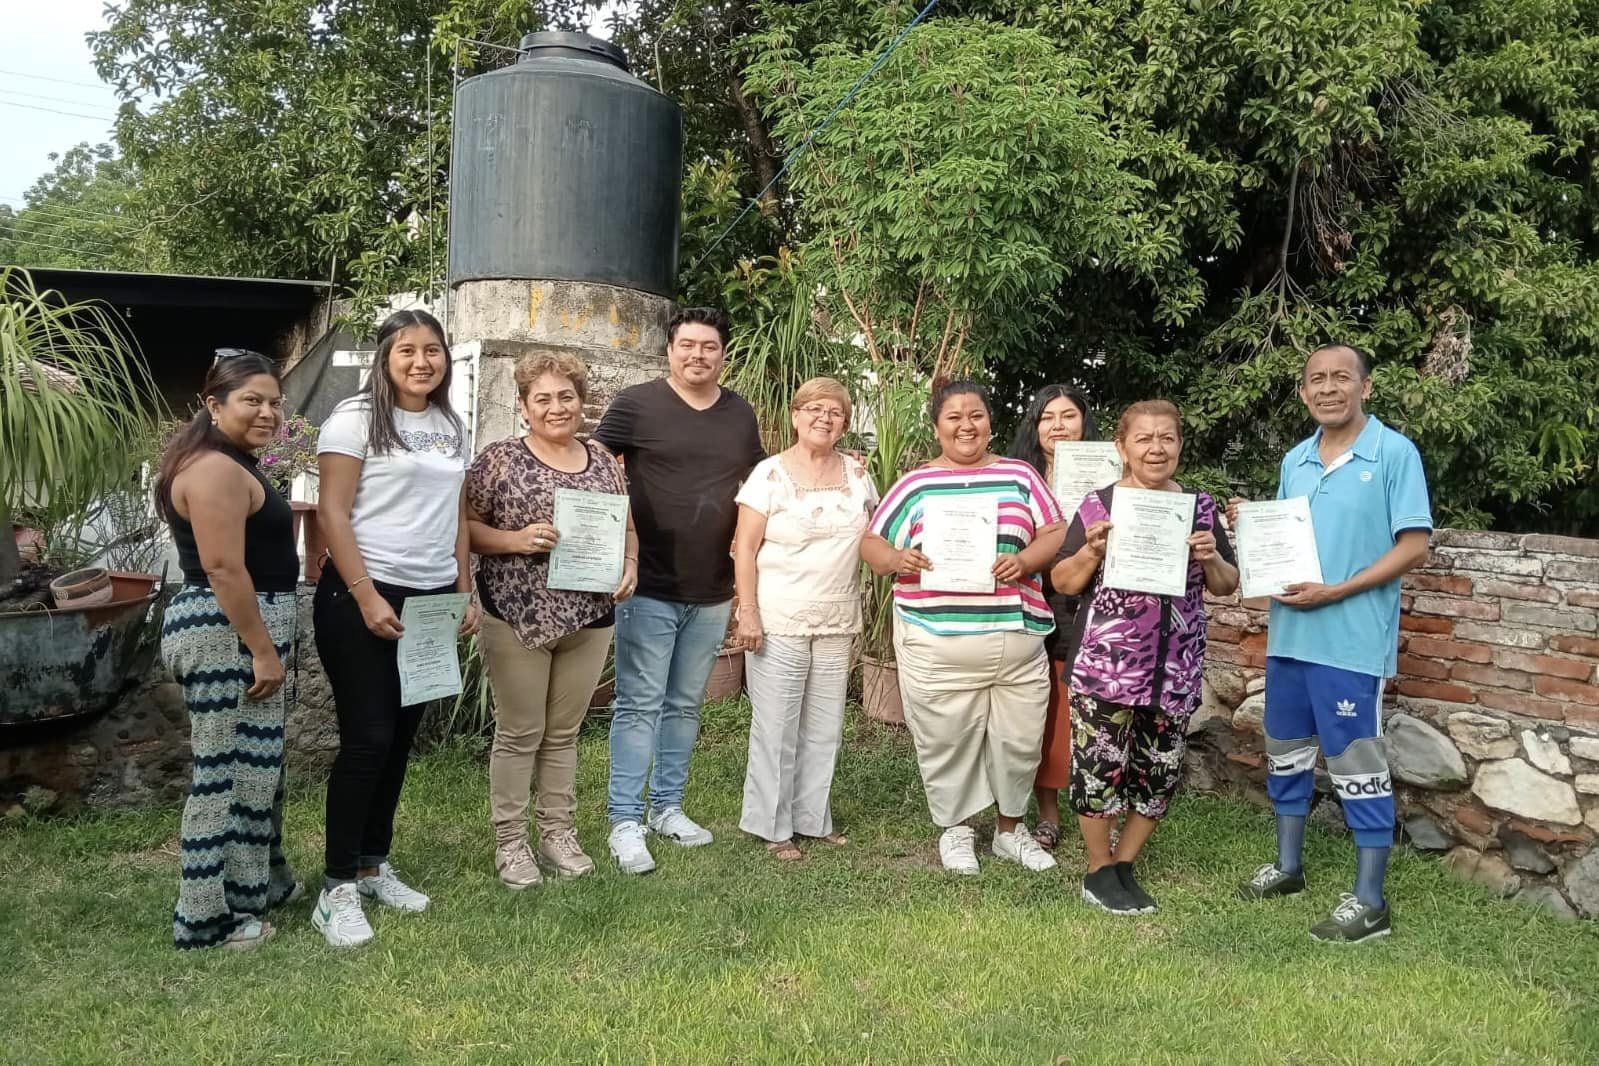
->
xmin=1195 ymin=529 xmax=1599 ymax=919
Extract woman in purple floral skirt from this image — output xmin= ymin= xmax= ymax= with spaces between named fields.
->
xmin=1050 ymin=400 xmax=1238 ymax=915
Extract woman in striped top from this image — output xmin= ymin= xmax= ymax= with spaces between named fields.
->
xmin=860 ymin=380 xmax=1066 ymax=875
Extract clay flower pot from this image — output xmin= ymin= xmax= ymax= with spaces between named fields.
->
xmin=49 ymin=567 xmax=114 ymax=610
xmin=860 ymin=655 xmax=904 ymax=726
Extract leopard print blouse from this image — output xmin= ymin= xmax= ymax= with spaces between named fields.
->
xmin=466 ymin=437 xmax=626 ymax=649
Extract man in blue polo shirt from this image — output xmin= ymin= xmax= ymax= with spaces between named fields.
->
xmin=1232 ymin=343 xmax=1432 ymax=943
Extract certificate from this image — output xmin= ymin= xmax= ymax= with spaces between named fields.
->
xmin=918 ymin=494 xmax=998 ymax=594
xmin=1103 ymin=487 xmax=1195 ymax=597
xmin=1235 ymin=497 xmax=1324 ymax=599
xmin=396 ymin=592 xmax=471 ymax=706
xmin=1052 ymin=441 xmax=1123 ymax=516
xmin=547 ymin=488 xmax=629 ymax=593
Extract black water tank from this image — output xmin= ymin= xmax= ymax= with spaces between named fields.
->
xmin=448 ymin=32 xmax=682 ymax=297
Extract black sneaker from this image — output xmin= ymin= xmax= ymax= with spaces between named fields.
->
xmin=1114 ymin=861 xmax=1157 ymax=913
xmin=1238 ymin=862 xmax=1307 ymax=901
xmin=1310 ymin=893 xmax=1391 ymax=944
xmin=1081 ymin=866 xmax=1141 ymax=915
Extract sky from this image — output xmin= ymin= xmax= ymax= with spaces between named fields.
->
xmin=0 ymin=2 xmax=624 ymax=215
xmin=0 ymin=0 xmax=124 ymax=210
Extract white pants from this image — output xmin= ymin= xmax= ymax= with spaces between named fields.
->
xmin=739 ymin=634 xmax=852 ymax=841
xmin=894 ymin=621 xmax=1049 ymax=827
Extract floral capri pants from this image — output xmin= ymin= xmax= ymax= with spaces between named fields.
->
xmin=1068 ymin=690 xmax=1198 ymax=820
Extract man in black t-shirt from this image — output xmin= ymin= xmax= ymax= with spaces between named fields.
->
xmin=593 ymin=306 xmax=765 ymax=874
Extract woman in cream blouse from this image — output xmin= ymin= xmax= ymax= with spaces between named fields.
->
xmin=731 ymin=378 xmax=877 ymax=860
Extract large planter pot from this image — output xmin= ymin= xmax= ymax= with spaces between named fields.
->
xmin=0 ymin=570 xmax=166 ymax=728
xmin=704 ymin=646 xmax=745 ymax=702
xmin=860 ymin=655 xmax=904 ymax=726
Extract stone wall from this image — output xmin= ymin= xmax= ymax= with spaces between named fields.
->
xmin=1193 ymin=529 xmax=1599 ymax=919
xmin=0 ymin=588 xmax=338 ymax=819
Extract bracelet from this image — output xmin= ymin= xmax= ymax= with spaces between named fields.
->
xmin=348 ymin=575 xmax=374 ymax=592
xmin=733 ymin=603 xmax=758 ymax=622
xmin=624 ymin=555 xmax=638 ymax=563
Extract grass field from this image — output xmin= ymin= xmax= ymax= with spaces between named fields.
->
xmin=4 ymin=697 xmax=1598 ymax=1065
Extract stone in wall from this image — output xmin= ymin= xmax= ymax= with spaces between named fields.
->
xmin=1472 ymin=758 xmax=1583 ymax=825
xmin=1447 ymin=712 xmax=1517 ymax=760
xmin=1386 ymin=714 xmax=1468 ymax=789
xmin=1523 ymin=729 xmax=1572 ymax=776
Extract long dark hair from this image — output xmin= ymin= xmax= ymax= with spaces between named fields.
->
xmin=1006 ymin=384 xmax=1099 ymax=476
xmin=154 ymin=351 xmax=281 ymax=515
xmin=360 ymin=309 xmax=465 ymax=456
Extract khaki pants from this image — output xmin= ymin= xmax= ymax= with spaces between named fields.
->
xmin=893 ymin=621 xmax=1049 ymax=827
xmin=480 ymin=613 xmax=613 ymax=843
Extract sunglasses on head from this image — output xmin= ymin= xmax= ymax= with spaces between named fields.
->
xmin=214 ymin=347 xmax=271 ymax=364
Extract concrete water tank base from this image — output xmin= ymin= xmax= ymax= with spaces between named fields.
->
xmin=453 ymin=278 xmax=671 ymax=448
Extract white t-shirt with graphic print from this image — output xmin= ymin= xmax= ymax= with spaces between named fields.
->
xmin=318 ymin=397 xmax=470 ymax=589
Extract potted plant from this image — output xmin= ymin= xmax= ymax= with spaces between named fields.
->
xmin=0 ymin=267 xmax=168 ymax=726
xmin=853 ymin=364 xmax=936 ymax=725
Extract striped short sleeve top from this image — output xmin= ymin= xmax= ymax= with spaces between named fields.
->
xmin=869 ymin=458 xmax=1064 ymax=637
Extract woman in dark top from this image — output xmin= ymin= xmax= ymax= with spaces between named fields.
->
xmin=1006 ymin=384 xmax=1101 ymax=851
xmin=466 ymin=351 xmax=638 ymax=888
xmin=155 ymin=350 xmax=301 ymax=950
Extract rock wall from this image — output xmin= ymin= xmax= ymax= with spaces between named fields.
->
xmin=0 ymin=588 xmax=338 ymax=819
xmin=1193 ymin=529 xmax=1599 ymax=920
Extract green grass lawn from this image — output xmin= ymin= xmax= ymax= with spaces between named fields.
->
xmin=4 ymin=697 xmax=1598 ymax=1065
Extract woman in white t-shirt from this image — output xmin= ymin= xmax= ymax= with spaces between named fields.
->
xmin=731 ymin=378 xmax=877 ymax=860
xmin=309 ymin=309 xmax=480 ymax=949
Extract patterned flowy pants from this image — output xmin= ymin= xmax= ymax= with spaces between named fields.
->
xmin=162 ymin=587 xmax=298 ymax=949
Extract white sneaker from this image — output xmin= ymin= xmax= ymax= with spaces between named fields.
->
xmin=495 ymin=840 xmax=543 ymax=890
xmin=312 ymin=884 xmax=373 ymax=948
xmin=609 ymin=820 xmax=657 ymax=874
xmin=357 ymin=862 xmax=430 ymax=912
xmin=992 ymin=824 xmax=1059 ymax=872
xmin=938 ymin=826 xmax=980 ymax=875
xmin=647 ymin=806 xmax=714 ymax=847
xmin=538 ymin=827 xmax=596 ymax=878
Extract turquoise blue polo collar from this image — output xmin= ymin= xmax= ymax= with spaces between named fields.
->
xmin=1298 ymin=413 xmax=1385 ymax=466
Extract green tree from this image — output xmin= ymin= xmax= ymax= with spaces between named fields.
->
xmin=90 ymin=0 xmax=598 ymax=323
xmin=0 ymin=143 xmax=165 ymax=272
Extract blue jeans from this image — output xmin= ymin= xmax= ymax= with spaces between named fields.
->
xmin=607 ymin=594 xmax=733 ymax=824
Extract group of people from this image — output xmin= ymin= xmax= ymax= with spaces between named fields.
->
xmin=155 ymin=303 xmax=1430 ymax=952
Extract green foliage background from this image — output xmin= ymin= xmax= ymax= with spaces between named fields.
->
xmin=4 ymin=0 xmax=1595 ymax=532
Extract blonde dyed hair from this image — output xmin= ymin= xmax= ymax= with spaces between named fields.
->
xmin=1115 ymin=399 xmax=1183 ymax=442
xmin=791 ymin=376 xmax=852 ymax=428
xmin=515 ymin=350 xmax=591 ymax=402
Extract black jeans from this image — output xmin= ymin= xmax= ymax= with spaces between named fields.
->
xmin=314 ymin=563 xmax=454 ymax=884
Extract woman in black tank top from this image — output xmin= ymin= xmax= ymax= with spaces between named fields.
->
xmin=153 ymin=351 xmax=301 ymax=951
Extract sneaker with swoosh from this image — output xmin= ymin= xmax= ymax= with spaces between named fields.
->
xmin=312 ymin=883 xmax=373 ymax=949
xmin=1310 ymin=892 xmax=1391 ymax=943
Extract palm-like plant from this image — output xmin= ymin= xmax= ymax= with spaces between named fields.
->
xmin=0 ymin=267 xmax=164 ymax=586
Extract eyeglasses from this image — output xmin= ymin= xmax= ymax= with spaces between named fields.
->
xmin=798 ymin=404 xmax=847 ymax=422
xmin=214 ymin=347 xmax=270 ymax=364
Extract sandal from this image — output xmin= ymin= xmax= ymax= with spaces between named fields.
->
xmin=1033 ymin=820 xmax=1061 ymax=852
xmin=800 ymin=831 xmax=849 ymax=847
xmin=222 ymin=918 xmax=275 ymax=951
xmin=765 ymin=840 xmax=803 ymax=862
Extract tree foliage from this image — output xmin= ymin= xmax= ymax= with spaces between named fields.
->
xmin=28 ymin=0 xmax=1595 ymax=529
xmin=0 ymin=144 xmax=166 ymax=273
xmin=721 ymin=0 xmax=1599 ymax=532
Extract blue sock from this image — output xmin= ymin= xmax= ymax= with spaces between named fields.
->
xmin=1354 ymin=846 xmax=1389 ymax=909
xmin=1276 ymin=814 xmax=1306 ymax=875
